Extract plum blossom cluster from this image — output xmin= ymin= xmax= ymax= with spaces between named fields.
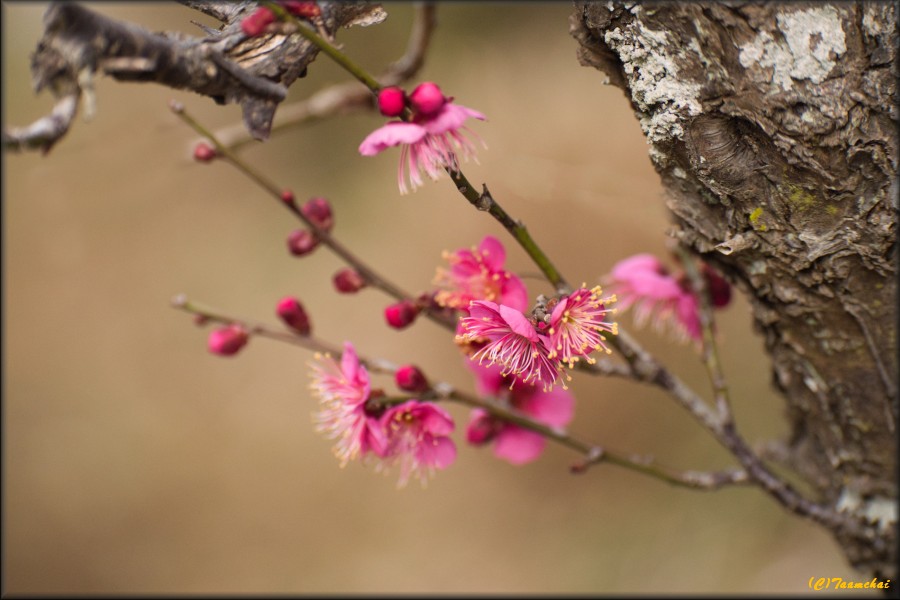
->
xmin=310 ymin=343 xmax=456 ymax=487
xmin=359 ymin=82 xmax=486 ymax=195
xmin=607 ymin=253 xmax=731 ymax=343
xmin=457 ymin=287 xmax=618 ymax=391
xmin=431 ymin=235 xmax=617 ymax=390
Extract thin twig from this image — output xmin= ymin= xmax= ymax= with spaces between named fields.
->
xmin=170 ymin=101 xmax=457 ymax=332
xmin=173 ymin=293 xmax=750 ymax=491
xmin=675 ymin=245 xmax=733 ymax=425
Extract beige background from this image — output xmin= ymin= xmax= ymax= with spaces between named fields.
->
xmin=4 ymin=2 xmax=857 ymax=594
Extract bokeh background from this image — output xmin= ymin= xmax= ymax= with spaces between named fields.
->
xmin=4 ymin=2 xmax=860 ymax=594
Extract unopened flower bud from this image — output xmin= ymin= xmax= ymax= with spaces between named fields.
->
xmin=301 ymin=197 xmax=333 ymax=232
xmin=287 ymin=229 xmax=320 ymax=256
xmin=466 ymin=411 xmax=499 ymax=445
xmin=395 ymin=364 xmax=429 ymax=393
xmin=377 ymin=86 xmax=407 ymax=117
xmin=276 ymin=296 xmax=311 ymax=335
xmin=208 ymin=324 xmax=249 ymax=356
xmin=281 ymin=1 xmax=321 ymax=18
xmin=409 ymin=82 xmax=446 ymax=118
xmin=333 ymin=268 xmax=367 ymax=293
xmin=702 ymin=264 xmax=732 ymax=308
xmin=384 ymin=300 xmax=420 ymax=329
xmin=193 ymin=142 xmax=217 ymax=162
xmin=241 ymin=6 xmax=275 ymax=37
xmin=281 ymin=189 xmax=296 ymax=206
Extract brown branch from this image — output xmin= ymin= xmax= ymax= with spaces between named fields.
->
xmin=3 ymin=1 xmax=387 ymax=153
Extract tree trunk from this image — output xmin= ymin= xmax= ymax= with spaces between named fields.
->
xmin=570 ymin=0 xmax=897 ymax=578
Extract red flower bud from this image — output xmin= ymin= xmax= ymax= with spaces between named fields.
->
xmin=409 ymin=82 xmax=447 ymax=118
xmin=241 ymin=7 xmax=275 ymax=37
xmin=384 ymin=300 xmax=420 ymax=329
xmin=280 ymin=189 xmax=296 ymax=205
xmin=466 ymin=411 xmax=499 ymax=445
xmin=333 ymin=268 xmax=367 ymax=293
xmin=300 ymin=197 xmax=334 ymax=232
xmin=276 ymin=296 xmax=311 ymax=335
xmin=702 ymin=264 xmax=732 ymax=308
xmin=395 ymin=364 xmax=429 ymax=393
xmin=287 ymin=229 xmax=320 ymax=256
xmin=193 ymin=142 xmax=217 ymax=162
xmin=377 ymin=86 xmax=407 ymax=117
xmin=207 ymin=324 xmax=249 ymax=356
xmin=281 ymin=1 xmax=321 ymax=18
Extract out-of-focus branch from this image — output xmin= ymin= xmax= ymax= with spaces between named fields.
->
xmin=3 ymin=1 xmax=387 ymax=153
xmin=211 ymin=3 xmax=437 ymax=151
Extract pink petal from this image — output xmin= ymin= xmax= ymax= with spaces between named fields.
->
xmin=493 ymin=425 xmax=546 ymax=465
xmin=500 ymin=275 xmax=529 ymax=314
xmin=422 ymin=103 xmax=486 ymax=135
xmin=421 ymin=436 xmax=457 ymax=469
xmin=419 ymin=403 xmax=456 ymax=436
xmin=478 ymin=235 xmax=506 ymax=271
xmin=517 ymin=387 xmax=575 ymax=427
xmin=610 ymin=253 xmax=665 ymax=279
xmin=498 ymin=304 xmax=538 ymax=340
xmin=359 ymin=122 xmax=427 ymax=155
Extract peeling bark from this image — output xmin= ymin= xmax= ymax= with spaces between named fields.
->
xmin=571 ymin=1 xmax=897 ymax=578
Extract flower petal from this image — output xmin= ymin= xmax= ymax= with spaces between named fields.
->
xmin=359 ymin=122 xmax=428 ymax=155
xmin=518 ymin=387 xmax=575 ymax=427
xmin=478 ymin=235 xmax=506 ymax=271
xmin=422 ymin=103 xmax=487 ymax=135
xmin=492 ymin=425 xmax=546 ymax=465
xmin=498 ymin=304 xmax=538 ymax=340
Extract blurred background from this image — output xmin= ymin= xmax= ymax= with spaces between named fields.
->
xmin=4 ymin=2 xmax=858 ymax=594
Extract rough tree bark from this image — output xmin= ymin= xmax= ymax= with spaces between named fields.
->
xmin=570 ymin=0 xmax=897 ymax=579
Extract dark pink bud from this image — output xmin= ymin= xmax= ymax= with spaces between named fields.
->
xmin=466 ymin=412 xmax=499 ymax=445
xmin=409 ymin=82 xmax=446 ymax=118
xmin=384 ymin=300 xmax=420 ymax=329
xmin=193 ymin=142 xmax=217 ymax=162
xmin=287 ymin=229 xmax=320 ymax=256
xmin=281 ymin=189 xmax=296 ymax=206
xmin=276 ymin=296 xmax=311 ymax=335
xmin=333 ymin=268 xmax=367 ymax=293
xmin=281 ymin=1 xmax=321 ymax=18
xmin=300 ymin=197 xmax=333 ymax=232
xmin=241 ymin=7 xmax=275 ymax=37
xmin=377 ymin=86 xmax=407 ymax=117
xmin=207 ymin=324 xmax=249 ymax=356
xmin=395 ymin=364 xmax=429 ymax=393
xmin=702 ymin=265 xmax=732 ymax=308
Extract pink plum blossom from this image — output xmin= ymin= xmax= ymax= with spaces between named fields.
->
xmin=607 ymin=253 xmax=701 ymax=342
xmin=310 ymin=342 xmax=387 ymax=466
xmin=547 ymin=285 xmax=618 ymax=367
xmin=465 ymin=361 xmax=574 ymax=465
xmin=457 ymin=300 xmax=561 ymax=391
xmin=379 ymin=400 xmax=457 ymax=487
xmin=433 ymin=235 xmax=528 ymax=313
xmin=359 ymin=85 xmax=486 ymax=195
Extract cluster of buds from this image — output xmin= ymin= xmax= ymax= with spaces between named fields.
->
xmin=375 ymin=82 xmax=449 ymax=119
xmin=285 ymin=196 xmax=334 ymax=257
